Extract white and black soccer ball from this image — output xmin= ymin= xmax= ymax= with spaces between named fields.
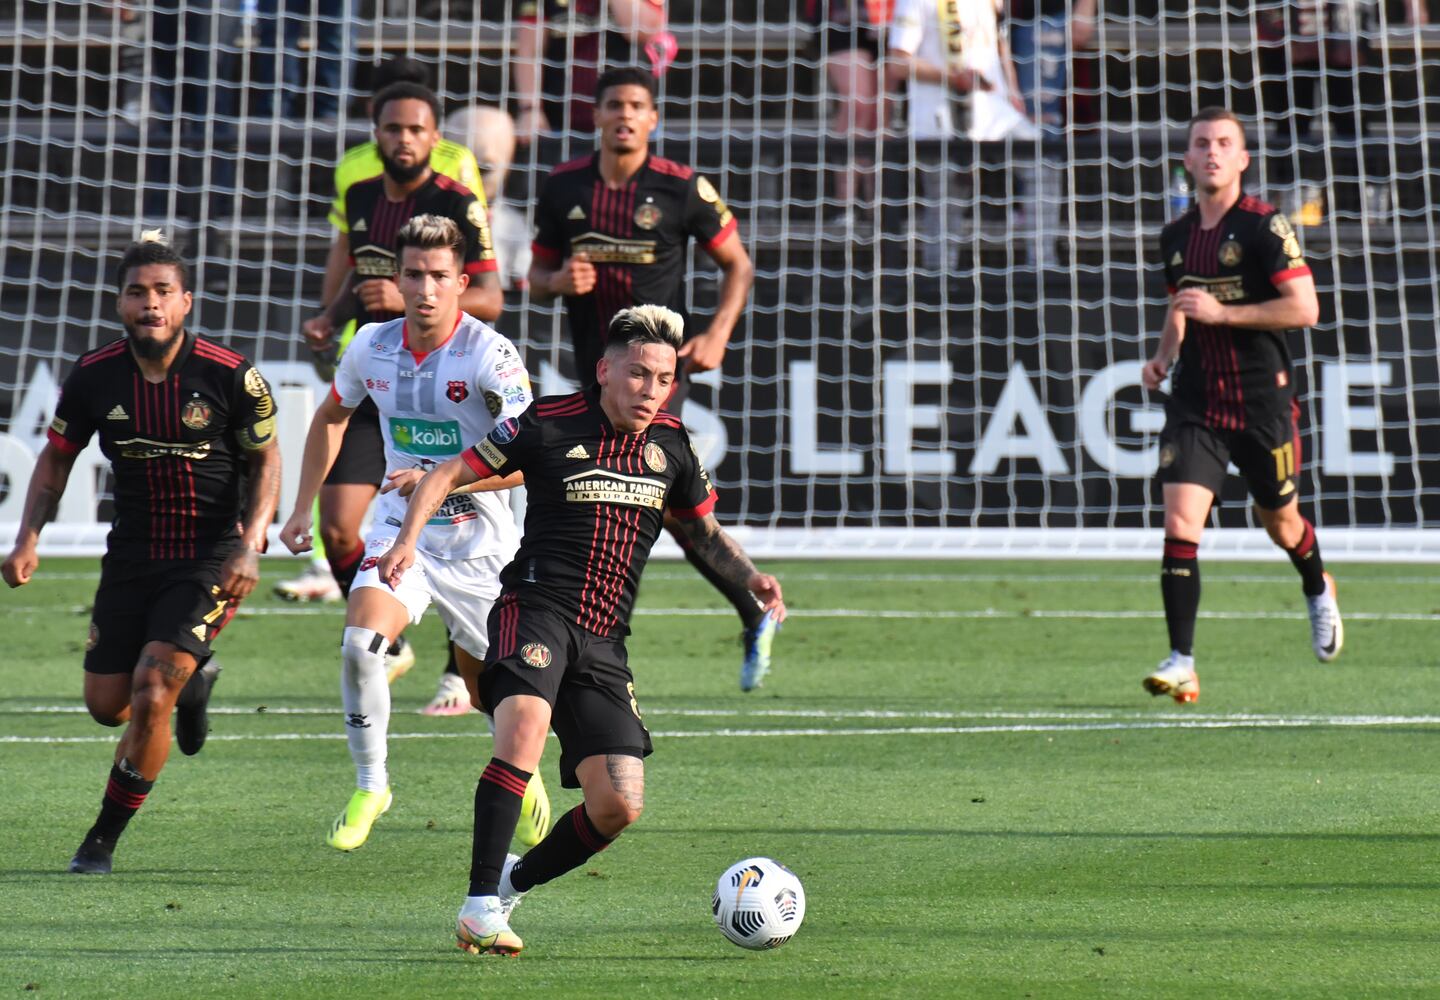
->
xmin=712 ymin=857 xmax=806 ymax=950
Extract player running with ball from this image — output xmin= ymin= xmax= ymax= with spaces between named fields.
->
xmin=378 ymin=305 xmax=786 ymax=956
xmin=280 ymin=215 xmax=549 ymax=851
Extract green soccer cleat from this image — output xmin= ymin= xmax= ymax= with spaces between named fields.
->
xmin=326 ymin=787 xmax=392 ymax=851
xmin=740 ymin=610 xmax=781 ymax=692
xmin=515 ymin=773 xmax=551 ymax=848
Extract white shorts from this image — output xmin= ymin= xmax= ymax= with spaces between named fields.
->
xmin=351 ymin=526 xmax=508 ymax=661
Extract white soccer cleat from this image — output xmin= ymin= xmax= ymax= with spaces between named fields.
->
xmin=498 ymin=853 xmax=527 ymax=919
xmin=1143 ymin=653 xmax=1199 ymax=704
xmin=273 ymin=562 xmax=342 ymax=603
xmin=456 ymin=896 xmax=523 ymax=956
xmin=384 ymin=636 xmax=416 ymax=685
xmin=421 ymin=671 xmax=474 ymax=716
xmin=1307 ymin=572 xmax=1343 ymax=663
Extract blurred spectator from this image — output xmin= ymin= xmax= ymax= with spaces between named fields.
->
xmin=253 ymin=0 xmax=349 ymax=118
xmin=809 ymin=0 xmax=890 ymax=229
xmin=887 ymin=0 xmax=1034 ymax=141
xmin=444 ymin=105 xmax=533 ymax=290
xmin=511 ymin=0 xmax=676 ymax=143
xmin=148 ymin=0 xmax=241 ymax=129
xmin=1007 ymin=0 xmax=1094 ymax=129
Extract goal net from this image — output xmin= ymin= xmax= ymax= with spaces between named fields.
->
xmin=1 ymin=0 xmax=1437 ymax=559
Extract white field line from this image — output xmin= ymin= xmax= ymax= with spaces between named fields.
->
xmin=4 ymin=714 xmax=1440 ymax=745
xmin=10 ymin=605 xmax=1440 ymax=622
xmin=6 ymin=705 xmax=1440 ymax=724
xmin=26 ymin=570 xmax=1440 ymax=586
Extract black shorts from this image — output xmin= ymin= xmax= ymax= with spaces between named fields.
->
xmin=1157 ymin=402 xmax=1302 ymax=510
xmin=324 ymin=396 xmax=384 ymax=487
xmin=813 ymin=23 xmax=881 ymax=60
xmin=85 ymin=545 xmax=242 ymax=674
xmin=479 ymin=595 xmax=653 ymax=789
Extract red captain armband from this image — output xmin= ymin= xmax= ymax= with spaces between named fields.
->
xmin=1271 ymin=264 xmax=1312 ymax=285
xmin=462 ymin=447 xmax=496 ymax=480
xmin=668 ymin=489 xmax=718 ymax=521
xmin=704 ymin=217 xmax=738 ymax=250
xmin=46 ymin=427 xmax=83 ymax=455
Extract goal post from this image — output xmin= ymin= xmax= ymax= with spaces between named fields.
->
xmin=1 ymin=0 xmax=1436 ymax=560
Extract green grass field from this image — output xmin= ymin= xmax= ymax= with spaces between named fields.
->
xmin=4 ymin=557 xmax=1439 ymax=998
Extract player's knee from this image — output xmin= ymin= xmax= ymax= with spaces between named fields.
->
xmin=319 ymin=524 xmax=360 ymax=556
xmin=86 ymin=703 xmax=126 ymax=727
xmin=341 ymin=626 xmax=389 ymax=680
xmin=1163 ymin=510 xmax=1202 ymax=541
xmin=128 ymin=676 xmax=176 ymax=724
xmin=589 ymin=792 xmax=643 ymax=835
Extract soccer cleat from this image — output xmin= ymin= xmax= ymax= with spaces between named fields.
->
xmin=497 ymin=853 xmax=527 ymax=918
xmin=456 ymin=896 xmax=523 ymax=956
xmin=175 ymin=658 xmax=221 ymax=756
xmin=68 ymin=834 xmax=114 ymax=875
xmin=385 ymin=636 xmax=416 ymax=685
xmin=326 ymin=787 xmax=393 ymax=851
xmin=273 ymin=562 xmax=343 ymax=603
xmin=422 ymin=671 xmax=474 ymax=716
xmin=740 ymin=610 xmax=781 ymax=692
xmin=1307 ymin=572 xmax=1343 ymax=663
xmin=515 ymin=773 xmax=551 ymax=848
xmin=1143 ymin=654 xmax=1200 ymax=704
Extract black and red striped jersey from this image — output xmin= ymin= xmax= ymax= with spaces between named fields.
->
xmin=46 ymin=333 xmax=277 ymax=560
xmin=461 ymin=387 xmax=717 ymax=637
xmin=531 ymin=153 xmax=738 ymax=382
xmin=346 ymin=171 xmax=498 ymax=329
xmin=1159 ymin=194 xmax=1313 ymax=430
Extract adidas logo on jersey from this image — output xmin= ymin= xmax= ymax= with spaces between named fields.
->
xmin=567 ymin=205 xmax=586 ymax=220
xmin=191 ymin=624 xmax=207 ymax=641
xmin=106 ymin=405 xmax=128 ymax=420
xmin=1170 ymin=252 xmax=1183 ymax=266
xmin=566 ymin=444 xmax=589 ymax=459
xmin=353 ymin=218 xmax=368 ymax=232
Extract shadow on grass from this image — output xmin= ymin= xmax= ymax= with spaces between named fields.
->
xmin=641 ymin=827 xmax=1440 ymax=843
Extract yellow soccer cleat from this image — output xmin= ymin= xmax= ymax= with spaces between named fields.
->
xmin=326 ymin=787 xmax=393 ymax=851
xmin=384 ymin=636 xmax=416 ymax=685
xmin=515 ymin=772 xmax=551 ymax=848
xmin=456 ymin=897 xmax=523 ymax=956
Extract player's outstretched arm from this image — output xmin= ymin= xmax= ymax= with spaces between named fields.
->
xmin=381 ymin=467 xmax=523 ymax=498
xmin=2 ymin=442 xmax=79 ymax=588
xmin=219 ymin=442 xmax=281 ymax=600
xmin=671 ymin=512 xmax=786 ymax=621
xmin=377 ymin=454 xmax=482 ymax=588
xmin=279 ymin=394 xmax=354 ymax=553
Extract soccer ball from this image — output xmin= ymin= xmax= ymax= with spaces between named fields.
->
xmin=712 ymin=857 xmax=806 ymax=950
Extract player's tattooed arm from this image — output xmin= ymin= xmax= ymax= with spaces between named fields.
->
xmin=673 ymin=513 xmax=788 ymax=621
xmin=220 ymin=445 xmax=281 ymax=600
xmin=605 ymin=755 xmax=645 ymax=814
xmin=673 ymin=513 xmax=758 ymax=589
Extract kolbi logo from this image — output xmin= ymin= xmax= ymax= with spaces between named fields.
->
xmin=389 ymin=417 xmax=463 ymax=456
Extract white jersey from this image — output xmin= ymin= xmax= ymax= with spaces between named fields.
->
xmin=889 ymin=0 xmax=1036 ymax=141
xmin=332 ymin=313 xmax=531 ymax=561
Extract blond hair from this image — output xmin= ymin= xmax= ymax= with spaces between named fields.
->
xmin=605 ymin=304 xmax=684 ymax=353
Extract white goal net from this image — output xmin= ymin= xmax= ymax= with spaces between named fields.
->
xmin=1 ymin=0 xmax=1437 ymax=559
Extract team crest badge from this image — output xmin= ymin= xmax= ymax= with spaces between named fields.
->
xmin=243 ymin=367 xmax=268 ymax=398
xmin=634 ymin=203 xmax=662 ymax=230
xmin=85 ymin=621 xmax=99 ymax=652
xmin=1218 ymin=240 xmax=1243 ymax=267
xmin=181 ymin=397 xmax=212 ymax=430
xmin=521 ymin=642 xmax=552 ymax=669
xmin=1159 ymin=444 xmax=1177 ymax=469
xmin=447 ymin=380 xmax=469 ymax=404
xmin=483 ymin=390 xmax=503 ymax=417
xmin=644 ymin=441 xmax=667 ymax=473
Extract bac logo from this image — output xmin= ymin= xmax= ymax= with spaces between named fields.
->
xmin=359 ymin=556 xmax=380 ymax=572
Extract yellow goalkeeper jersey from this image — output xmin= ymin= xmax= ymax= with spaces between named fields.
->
xmin=327 ymin=138 xmax=484 ymax=232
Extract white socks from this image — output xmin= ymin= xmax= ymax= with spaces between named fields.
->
xmin=341 ymin=626 xmax=391 ymax=792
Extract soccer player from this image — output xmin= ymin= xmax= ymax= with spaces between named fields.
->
xmin=527 ymin=66 xmax=778 ymax=691
xmin=280 ymin=215 xmax=549 ymax=851
xmin=299 ymin=80 xmax=503 ymax=704
xmin=276 ymin=58 xmax=484 ymax=609
xmin=377 ymin=305 xmax=787 ymax=956
xmin=1 ymin=233 xmax=281 ymax=874
xmin=1141 ymin=107 xmax=1339 ymax=704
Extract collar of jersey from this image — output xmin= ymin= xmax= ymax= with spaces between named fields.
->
xmin=401 ymin=313 xmax=462 ymax=367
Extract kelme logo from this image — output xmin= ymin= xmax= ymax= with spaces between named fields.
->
xmin=389 ymin=417 xmax=463 ymax=456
